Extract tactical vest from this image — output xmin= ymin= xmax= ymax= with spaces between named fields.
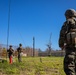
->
xmin=66 ymin=19 xmax=76 ymax=47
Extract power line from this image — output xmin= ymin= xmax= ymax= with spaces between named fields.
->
xmin=7 ymin=0 xmax=26 ymax=48
xmin=16 ymin=27 xmax=26 ymax=47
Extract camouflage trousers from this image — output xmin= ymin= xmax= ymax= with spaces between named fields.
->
xmin=18 ymin=53 xmax=22 ymax=62
xmin=64 ymin=47 xmax=76 ymax=75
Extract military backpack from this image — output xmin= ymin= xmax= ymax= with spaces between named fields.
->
xmin=65 ymin=18 xmax=76 ymax=47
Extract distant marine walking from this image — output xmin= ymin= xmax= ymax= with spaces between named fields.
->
xmin=59 ymin=9 xmax=76 ymax=75
xmin=17 ymin=43 xmax=23 ymax=62
xmin=7 ymin=45 xmax=14 ymax=64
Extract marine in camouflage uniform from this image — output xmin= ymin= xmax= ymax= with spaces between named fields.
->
xmin=7 ymin=45 xmax=14 ymax=64
xmin=59 ymin=9 xmax=76 ymax=75
xmin=17 ymin=43 xmax=23 ymax=62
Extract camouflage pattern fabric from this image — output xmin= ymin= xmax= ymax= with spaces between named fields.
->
xmin=59 ymin=18 xmax=76 ymax=75
xmin=59 ymin=18 xmax=76 ymax=47
xmin=17 ymin=47 xmax=23 ymax=62
xmin=64 ymin=47 xmax=76 ymax=75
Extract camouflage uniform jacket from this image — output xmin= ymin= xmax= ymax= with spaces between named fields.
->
xmin=17 ymin=47 xmax=23 ymax=54
xmin=59 ymin=18 xmax=76 ymax=48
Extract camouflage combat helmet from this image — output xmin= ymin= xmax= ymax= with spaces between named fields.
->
xmin=9 ymin=45 xmax=12 ymax=47
xmin=65 ymin=9 xmax=76 ymax=17
xmin=19 ymin=43 xmax=22 ymax=46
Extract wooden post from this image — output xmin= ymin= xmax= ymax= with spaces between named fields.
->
xmin=33 ymin=37 xmax=35 ymax=57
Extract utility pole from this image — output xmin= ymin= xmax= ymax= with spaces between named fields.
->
xmin=6 ymin=0 xmax=11 ymax=59
xmin=33 ymin=37 xmax=35 ymax=57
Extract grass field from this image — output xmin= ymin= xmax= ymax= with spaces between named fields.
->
xmin=0 ymin=57 xmax=66 ymax=75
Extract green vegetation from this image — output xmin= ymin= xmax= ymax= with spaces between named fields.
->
xmin=0 ymin=57 xmax=66 ymax=75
